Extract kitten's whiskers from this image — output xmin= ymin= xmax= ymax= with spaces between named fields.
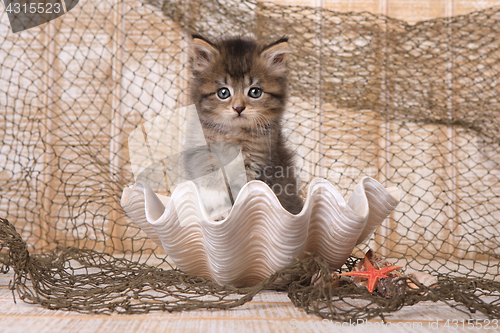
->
xmin=253 ymin=113 xmax=271 ymax=136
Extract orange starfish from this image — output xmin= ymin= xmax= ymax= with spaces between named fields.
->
xmin=339 ymin=257 xmax=403 ymax=292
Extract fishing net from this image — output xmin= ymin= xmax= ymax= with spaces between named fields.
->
xmin=1 ymin=0 xmax=500 ymax=322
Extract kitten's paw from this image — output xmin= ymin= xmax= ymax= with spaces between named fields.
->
xmin=212 ymin=213 xmax=228 ymax=221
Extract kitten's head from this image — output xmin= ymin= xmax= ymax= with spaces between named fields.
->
xmin=188 ymin=34 xmax=290 ymax=133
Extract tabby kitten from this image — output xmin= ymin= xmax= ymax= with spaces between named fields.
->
xmin=186 ymin=33 xmax=304 ymax=215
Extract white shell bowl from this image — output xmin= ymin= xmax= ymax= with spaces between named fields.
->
xmin=121 ymin=177 xmax=400 ymax=287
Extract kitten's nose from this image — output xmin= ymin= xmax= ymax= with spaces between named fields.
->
xmin=233 ymin=105 xmax=246 ymax=115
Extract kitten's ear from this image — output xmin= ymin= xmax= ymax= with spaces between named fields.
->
xmin=260 ymin=37 xmax=290 ymax=74
xmin=189 ymin=34 xmax=219 ymax=71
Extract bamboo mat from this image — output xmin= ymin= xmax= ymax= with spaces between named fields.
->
xmin=0 ymin=272 xmax=491 ymax=333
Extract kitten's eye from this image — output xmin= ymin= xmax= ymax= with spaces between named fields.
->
xmin=248 ymin=87 xmax=262 ymax=98
xmin=217 ymin=88 xmax=231 ymax=99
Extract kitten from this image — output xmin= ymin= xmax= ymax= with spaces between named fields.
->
xmin=185 ymin=33 xmax=304 ymax=215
